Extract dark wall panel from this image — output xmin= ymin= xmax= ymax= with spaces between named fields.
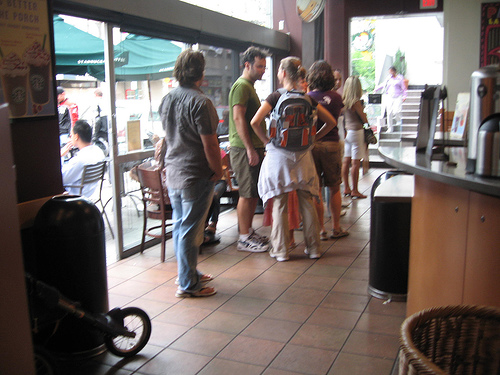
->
xmin=11 ymin=117 xmax=63 ymax=202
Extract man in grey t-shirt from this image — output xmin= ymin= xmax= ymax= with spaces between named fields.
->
xmin=159 ymin=49 xmax=222 ymax=298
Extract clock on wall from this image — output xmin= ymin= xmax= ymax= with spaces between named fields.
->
xmin=296 ymin=0 xmax=326 ymax=23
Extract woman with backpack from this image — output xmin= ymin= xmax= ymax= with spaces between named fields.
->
xmin=250 ymin=56 xmax=337 ymax=262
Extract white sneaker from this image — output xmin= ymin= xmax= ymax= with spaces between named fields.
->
xmin=304 ymin=248 xmax=320 ymax=259
xmin=270 ymin=252 xmax=289 ymax=262
xmin=250 ymin=229 xmax=269 ymax=244
xmin=237 ymin=233 xmax=269 ymax=252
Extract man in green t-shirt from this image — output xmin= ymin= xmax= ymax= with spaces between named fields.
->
xmin=229 ymin=46 xmax=270 ymax=252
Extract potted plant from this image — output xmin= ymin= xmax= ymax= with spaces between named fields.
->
xmin=393 ymin=49 xmax=409 ymax=88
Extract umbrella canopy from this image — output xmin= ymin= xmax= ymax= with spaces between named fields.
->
xmin=88 ymin=34 xmax=182 ymax=81
xmin=53 ymin=15 xmax=106 ymax=75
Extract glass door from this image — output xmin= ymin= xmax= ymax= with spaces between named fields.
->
xmin=53 ymin=16 xmax=175 ymax=261
xmin=105 ymin=27 xmax=186 ymax=260
xmin=54 ymin=16 xmax=243 ymax=261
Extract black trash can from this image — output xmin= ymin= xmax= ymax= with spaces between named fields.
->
xmin=369 ymin=171 xmax=413 ymax=301
xmin=33 ymin=195 xmax=109 ymax=358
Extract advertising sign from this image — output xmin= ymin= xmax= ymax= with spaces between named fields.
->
xmin=0 ymin=0 xmax=55 ymax=118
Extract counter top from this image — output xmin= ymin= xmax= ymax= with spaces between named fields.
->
xmin=378 ymin=145 xmax=500 ymax=198
xmin=373 ymin=174 xmax=414 ymax=202
xmin=400 ymin=132 xmax=466 ymax=147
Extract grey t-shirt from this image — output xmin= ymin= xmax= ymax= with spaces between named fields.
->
xmin=159 ymin=85 xmax=218 ymax=189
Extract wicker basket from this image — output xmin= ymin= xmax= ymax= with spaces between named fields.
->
xmin=399 ymin=305 xmax=500 ymax=375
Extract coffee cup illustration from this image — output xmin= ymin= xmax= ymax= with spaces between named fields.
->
xmin=24 ymin=41 xmax=51 ymax=105
xmin=0 ymin=52 xmax=29 ymax=117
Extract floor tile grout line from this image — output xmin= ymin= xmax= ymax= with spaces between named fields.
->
xmin=114 ymin=215 xmax=368 ymax=372
xmin=206 ymin=223 xmax=371 ymax=374
xmin=105 ymin=168 xmax=393 ymax=374
xmin=149 ymin=231 xmax=348 ymax=374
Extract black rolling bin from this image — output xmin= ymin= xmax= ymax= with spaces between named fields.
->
xmin=33 ymin=195 xmax=109 ymax=358
xmin=369 ymin=171 xmax=414 ymax=302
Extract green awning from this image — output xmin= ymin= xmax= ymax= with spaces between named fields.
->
xmin=53 ymin=15 xmax=106 ymax=75
xmin=88 ymin=34 xmax=182 ymax=81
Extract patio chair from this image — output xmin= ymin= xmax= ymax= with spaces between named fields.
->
xmin=64 ymin=160 xmax=114 ymax=238
xmin=136 ymin=164 xmax=174 ymax=262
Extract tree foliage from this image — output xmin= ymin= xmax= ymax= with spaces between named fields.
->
xmin=393 ymin=49 xmax=407 ymax=76
xmin=351 ymin=50 xmax=375 ymax=92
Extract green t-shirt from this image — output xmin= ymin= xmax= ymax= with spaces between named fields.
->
xmin=228 ymin=77 xmax=265 ymax=149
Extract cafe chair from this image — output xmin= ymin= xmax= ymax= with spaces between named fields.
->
xmin=221 ymin=152 xmax=238 ymax=192
xmin=136 ymin=164 xmax=174 ymax=262
xmin=220 ymin=151 xmax=240 ymax=208
xmin=64 ymin=160 xmax=114 ymax=238
xmin=399 ymin=304 xmax=500 ymax=375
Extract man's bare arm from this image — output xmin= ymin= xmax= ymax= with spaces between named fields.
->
xmin=233 ymin=104 xmax=259 ymax=166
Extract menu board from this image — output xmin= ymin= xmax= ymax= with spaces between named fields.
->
xmin=0 ymin=0 xmax=55 ymax=118
xmin=127 ymin=120 xmax=142 ymax=152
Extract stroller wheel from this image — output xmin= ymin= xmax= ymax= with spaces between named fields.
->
xmin=34 ymin=345 xmax=59 ymax=375
xmin=104 ymin=307 xmax=151 ymax=357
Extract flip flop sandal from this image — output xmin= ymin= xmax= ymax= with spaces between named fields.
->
xmin=175 ymin=274 xmax=213 ymax=285
xmin=331 ymin=228 xmax=349 ymax=239
xmin=203 ymin=230 xmax=220 ymax=245
xmin=175 ymin=286 xmax=217 ymax=298
xmin=206 ymin=223 xmax=217 ymax=232
xmin=351 ymin=193 xmax=367 ymax=199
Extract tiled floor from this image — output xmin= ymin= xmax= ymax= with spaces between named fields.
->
xmin=58 ymin=167 xmax=407 ymax=375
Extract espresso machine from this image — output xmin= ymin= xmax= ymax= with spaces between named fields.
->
xmin=466 ymin=64 xmax=500 ymax=173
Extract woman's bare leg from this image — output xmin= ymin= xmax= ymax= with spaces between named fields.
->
xmin=351 ymin=159 xmax=366 ymax=198
xmin=329 ymin=185 xmax=342 ymax=231
xmin=342 ymin=157 xmax=352 ymax=196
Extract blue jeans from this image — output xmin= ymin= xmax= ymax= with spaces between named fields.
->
xmin=168 ymin=179 xmax=215 ymax=292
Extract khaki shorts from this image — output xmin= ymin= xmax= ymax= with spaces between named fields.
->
xmin=230 ymin=147 xmax=265 ymax=198
xmin=312 ymin=141 xmax=343 ymax=187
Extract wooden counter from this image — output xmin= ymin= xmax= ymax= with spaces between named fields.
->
xmin=379 ymin=146 xmax=500 ymax=316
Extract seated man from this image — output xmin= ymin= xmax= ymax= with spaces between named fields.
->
xmin=60 ymin=120 xmax=105 ymax=198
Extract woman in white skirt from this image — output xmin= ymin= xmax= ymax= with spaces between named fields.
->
xmin=341 ymin=76 xmax=369 ymax=199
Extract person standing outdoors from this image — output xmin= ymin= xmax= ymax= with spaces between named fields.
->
xmin=307 ymin=60 xmax=349 ymax=239
xmin=57 ymin=86 xmax=72 ymax=145
xmin=228 ymin=46 xmax=270 ymax=252
xmin=159 ymin=49 xmax=223 ymax=298
xmin=375 ymin=65 xmax=407 ymax=133
xmin=57 ymin=87 xmax=79 ymax=126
